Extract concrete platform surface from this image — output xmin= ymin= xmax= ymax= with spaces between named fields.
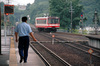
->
xmin=15 ymin=42 xmax=46 ymax=66
xmin=0 ymin=29 xmax=46 ymax=66
xmin=0 ymin=36 xmax=11 ymax=66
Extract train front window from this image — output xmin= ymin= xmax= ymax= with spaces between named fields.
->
xmin=48 ymin=19 xmax=59 ymax=24
xmin=37 ymin=19 xmax=46 ymax=24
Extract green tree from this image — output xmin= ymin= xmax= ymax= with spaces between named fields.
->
xmin=23 ymin=0 xmax=49 ymax=24
xmin=1 ymin=14 xmax=4 ymax=26
xmin=0 ymin=2 xmax=4 ymax=14
xmin=9 ymin=15 xmax=15 ymax=25
xmin=49 ymin=0 xmax=83 ymax=29
xmin=80 ymin=0 xmax=100 ymax=26
xmin=0 ymin=2 xmax=4 ymax=26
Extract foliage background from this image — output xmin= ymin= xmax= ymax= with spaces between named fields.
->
xmin=0 ymin=0 xmax=100 ymax=29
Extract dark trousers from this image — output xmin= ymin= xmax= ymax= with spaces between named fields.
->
xmin=18 ymin=36 xmax=29 ymax=62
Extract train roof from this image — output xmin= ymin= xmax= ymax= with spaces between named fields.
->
xmin=36 ymin=17 xmax=59 ymax=19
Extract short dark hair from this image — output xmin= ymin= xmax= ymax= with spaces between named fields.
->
xmin=22 ymin=16 xmax=27 ymax=22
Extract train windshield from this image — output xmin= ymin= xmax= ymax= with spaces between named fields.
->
xmin=48 ymin=18 xmax=59 ymax=24
xmin=37 ymin=19 xmax=46 ymax=24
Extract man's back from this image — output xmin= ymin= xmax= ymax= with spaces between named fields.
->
xmin=15 ymin=22 xmax=32 ymax=37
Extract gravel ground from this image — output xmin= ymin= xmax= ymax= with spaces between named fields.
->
xmin=31 ymin=30 xmax=100 ymax=66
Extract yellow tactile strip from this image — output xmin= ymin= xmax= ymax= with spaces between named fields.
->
xmin=9 ymin=37 xmax=17 ymax=66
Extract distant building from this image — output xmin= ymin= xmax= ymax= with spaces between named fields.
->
xmin=18 ymin=5 xmax=26 ymax=10
xmin=80 ymin=27 xmax=100 ymax=34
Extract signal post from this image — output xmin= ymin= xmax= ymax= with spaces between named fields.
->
xmin=52 ymin=35 xmax=55 ymax=44
xmin=88 ymin=48 xmax=94 ymax=66
xmin=4 ymin=5 xmax=14 ymax=45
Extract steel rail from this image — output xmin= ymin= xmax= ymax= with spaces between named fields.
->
xmin=39 ymin=33 xmax=100 ymax=58
xmin=30 ymin=41 xmax=72 ymax=66
xmin=30 ymin=42 xmax=51 ymax=66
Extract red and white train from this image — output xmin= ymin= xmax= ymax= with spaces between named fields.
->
xmin=35 ymin=17 xmax=60 ymax=32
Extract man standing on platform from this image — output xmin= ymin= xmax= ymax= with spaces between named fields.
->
xmin=15 ymin=16 xmax=36 ymax=63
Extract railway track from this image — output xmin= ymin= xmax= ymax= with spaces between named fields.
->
xmin=45 ymin=33 xmax=100 ymax=58
xmin=39 ymin=32 xmax=100 ymax=58
xmin=30 ymin=26 xmax=100 ymax=66
xmin=30 ymin=41 xmax=71 ymax=66
xmin=34 ymin=32 xmax=100 ymax=65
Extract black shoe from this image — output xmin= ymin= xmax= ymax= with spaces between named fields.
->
xmin=24 ymin=61 xmax=27 ymax=63
xmin=20 ymin=59 xmax=23 ymax=63
xmin=20 ymin=57 xmax=24 ymax=63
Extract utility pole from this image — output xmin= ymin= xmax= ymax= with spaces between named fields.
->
xmin=80 ymin=11 xmax=84 ymax=34
xmin=0 ymin=7 xmax=1 ymax=54
xmin=82 ymin=16 xmax=83 ymax=34
xmin=93 ymin=9 xmax=99 ymax=35
xmin=8 ymin=0 xmax=9 ymax=4
xmin=4 ymin=0 xmax=9 ymax=45
xmin=69 ymin=1 xmax=74 ymax=33
xmin=4 ymin=14 xmax=7 ymax=45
